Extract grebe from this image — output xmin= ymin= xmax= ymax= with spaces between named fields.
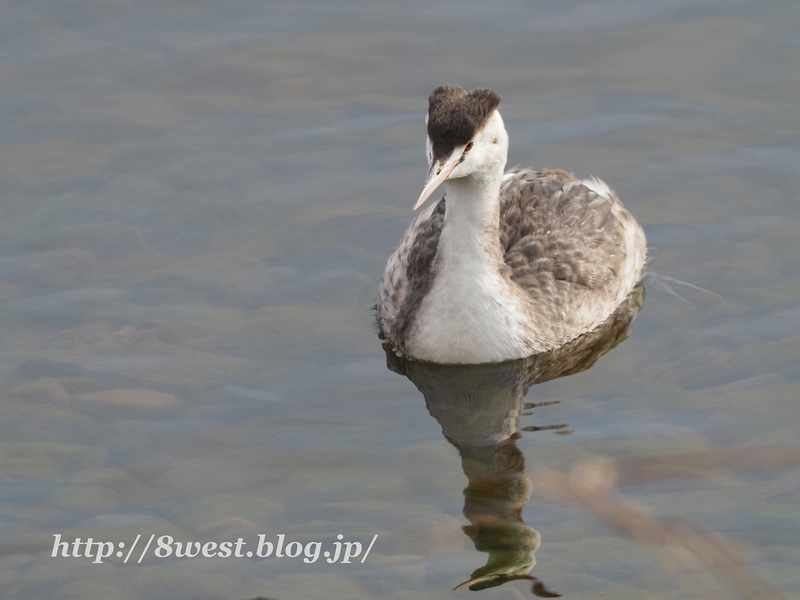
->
xmin=377 ymin=85 xmax=646 ymax=364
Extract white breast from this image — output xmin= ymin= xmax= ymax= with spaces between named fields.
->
xmin=406 ymin=228 xmax=540 ymax=364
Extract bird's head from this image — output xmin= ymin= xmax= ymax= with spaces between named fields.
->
xmin=414 ymin=84 xmax=509 ymax=210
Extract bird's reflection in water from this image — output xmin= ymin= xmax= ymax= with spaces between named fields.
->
xmin=383 ymin=285 xmax=644 ymax=596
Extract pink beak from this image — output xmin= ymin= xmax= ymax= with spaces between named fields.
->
xmin=413 ymin=159 xmax=460 ymax=210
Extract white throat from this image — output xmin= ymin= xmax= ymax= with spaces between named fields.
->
xmin=407 ymin=168 xmax=542 ymax=364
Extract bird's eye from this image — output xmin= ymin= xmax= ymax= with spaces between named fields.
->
xmin=464 ymin=142 xmax=474 ymax=152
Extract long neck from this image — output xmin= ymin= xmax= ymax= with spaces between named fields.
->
xmin=409 ymin=167 xmax=543 ymax=363
xmin=410 ymin=168 xmax=538 ymax=363
xmin=439 ymin=171 xmax=505 ymax=268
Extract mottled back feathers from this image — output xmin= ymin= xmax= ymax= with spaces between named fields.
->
xmin=498 ymin=168 xmax=626 ymax=327
xmin=394 ymin=199 xmax=446 ymax=346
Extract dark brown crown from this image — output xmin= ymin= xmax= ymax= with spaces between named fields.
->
xmin=427 ymin=85 xmax=501 ymax=162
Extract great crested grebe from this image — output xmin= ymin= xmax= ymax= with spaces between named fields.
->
xmin=377 ymin=85 xmax=646 ymax=364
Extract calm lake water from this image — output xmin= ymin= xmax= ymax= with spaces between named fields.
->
xmin=1 ymin=1 xmax=799 ymax=598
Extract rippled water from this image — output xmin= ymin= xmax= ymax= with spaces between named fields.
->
xmin=1 ymin=1 xmax=799 ymax=598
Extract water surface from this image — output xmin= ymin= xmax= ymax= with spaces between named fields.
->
xmin=1 ymin=1 xmax=799 ymax=598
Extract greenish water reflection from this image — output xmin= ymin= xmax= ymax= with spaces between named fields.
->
xmin=385 ymin=287 xmax=643 ymax=594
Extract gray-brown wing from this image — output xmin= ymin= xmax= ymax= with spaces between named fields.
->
xmin=377 ymin=198 xmax=445 ymax=347
xmin=498 ymin=168 xmax=628 ymax=326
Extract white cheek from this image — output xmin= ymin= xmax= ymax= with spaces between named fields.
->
xmin=425 ymin=136 xmax=433 ymax=165
xmin=450 ymin=158 xmax=471 ymax=179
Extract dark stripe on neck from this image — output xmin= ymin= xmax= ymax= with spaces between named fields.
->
xmin=395 ymin=197 xmax=447 ymax=352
